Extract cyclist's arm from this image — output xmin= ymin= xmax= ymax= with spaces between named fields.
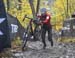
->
xmin=43 ymin=16 xmax=49 ymax=23
xmin=42 ymin=15 xmax=51 ymax=24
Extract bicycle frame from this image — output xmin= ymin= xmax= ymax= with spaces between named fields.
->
xmin=23 ymin=15 xmax=34 ymax=36
xmin=22 ymin=15 xmax=42 ymax=51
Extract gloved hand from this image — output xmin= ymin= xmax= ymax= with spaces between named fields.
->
xmin=39 ymin=21 xmax=43 ymax=25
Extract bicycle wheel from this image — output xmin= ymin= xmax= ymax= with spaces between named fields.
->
xmin=34 ymin=26 xmax=42 ymax=41
xmin=22 ymin=26 xmax=31 ymax=51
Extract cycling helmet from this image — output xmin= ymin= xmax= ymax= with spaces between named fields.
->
xmin=40 ymin=8 xmax=47 ymax=14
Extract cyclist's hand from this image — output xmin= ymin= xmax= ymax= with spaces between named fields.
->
xmin=39 ymin=21 xmax=43 ymax=25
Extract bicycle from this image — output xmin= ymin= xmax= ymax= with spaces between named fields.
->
xmin=22 ymin=15 xmax=42 ymax=51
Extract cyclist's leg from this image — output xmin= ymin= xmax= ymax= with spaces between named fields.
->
xmin=41 ymin=28 xmax=46 ymax=49
xmin=48 ymin=27 xmax=53 ymax=47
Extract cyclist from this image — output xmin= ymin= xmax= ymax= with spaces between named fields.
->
xmin=37 ymin=8 xmax=53 ymax=49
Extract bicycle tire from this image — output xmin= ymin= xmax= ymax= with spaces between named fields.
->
xmin=22 ymin=26 xmax=31 ymax=50
xmin=34 ymin=26 xmax=42 ymax=41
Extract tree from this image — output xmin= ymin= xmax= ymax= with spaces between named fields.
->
xmin=7 ymin=0 xmax=10 ymax=10
xmin=29 ymin=0 xmax=36 ymax=19
xmin=36 ymin=0 xmax=40 ymax=15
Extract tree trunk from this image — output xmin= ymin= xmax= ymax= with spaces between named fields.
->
xmin=29 ymin=0 xmax=36 ymax=19
xmin=36 ymin=0 xmax=40 ymax=16
xmin=7 ymin=0 xmax=10 ymax=11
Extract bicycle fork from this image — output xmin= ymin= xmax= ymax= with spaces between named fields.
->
xmin=22 ymin=31 xmax=28 ymax=51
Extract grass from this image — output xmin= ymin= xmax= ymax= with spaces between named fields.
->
xmin=57 ymin=37 xmax=75 ymax=43
xmin=11 ymin=37 xmax=22 ymax=49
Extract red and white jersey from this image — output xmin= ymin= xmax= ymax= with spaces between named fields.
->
xmin=37 ymin=13 xmax=51 ymax=26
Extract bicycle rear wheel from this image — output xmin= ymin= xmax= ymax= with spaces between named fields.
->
xmin=34 ymin=26 xmax=42 ymax=41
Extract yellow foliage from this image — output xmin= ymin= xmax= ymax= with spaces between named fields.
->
xmin=4 ymin=0 xmax=75 ymax=43
xmin=4 ymin=0 xmax=32 ymax=27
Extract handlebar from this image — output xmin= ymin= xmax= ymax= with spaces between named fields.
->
xmin=22 ymin=15 xmax=33 ymax=21
xmin=22 ymin=15 xmax=27 ymax=21
xmin=22 ymin=15 xmax=41 ymax=25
